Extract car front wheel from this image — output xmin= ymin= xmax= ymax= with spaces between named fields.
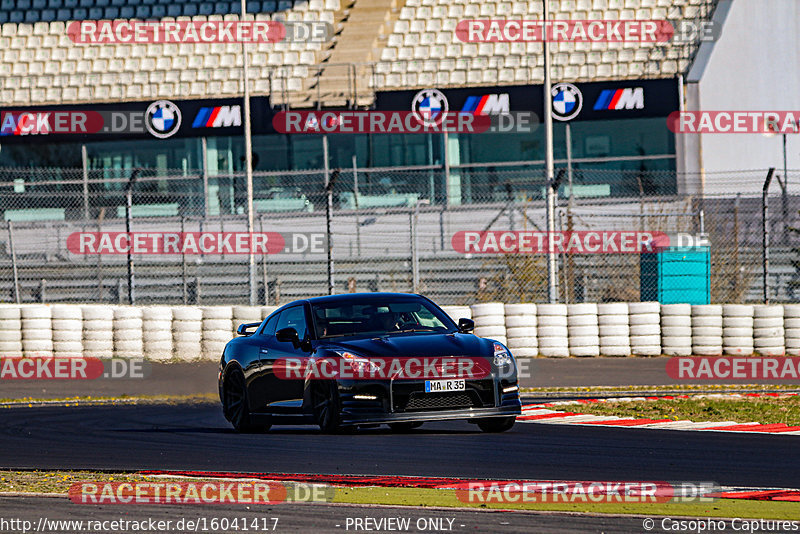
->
xmin=312 ymin=381 xmax=348 ymax=434
xmin=476 ymin=416 xmax=516 ymax=433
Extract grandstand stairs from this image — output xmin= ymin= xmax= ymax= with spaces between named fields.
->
xmin=287 ymin=0 xmax=399 ymax=108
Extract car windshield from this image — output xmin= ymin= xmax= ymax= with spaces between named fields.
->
xmin=311 ymin=298 xmax=457 ymax=339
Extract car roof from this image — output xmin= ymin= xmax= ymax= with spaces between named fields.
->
xmin=284 ymin=292 xmax=425 ymax=309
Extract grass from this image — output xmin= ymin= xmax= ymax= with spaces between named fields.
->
xmin=572 ymin=396 xmax=800 ymax=426
xmin=0 ymin=470 xmax=798 ymax=520
xmin=0 ymin=394 xmax=218 ymax=407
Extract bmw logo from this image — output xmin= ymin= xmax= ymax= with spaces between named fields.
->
xmin=412 ymin=89 xmax=448 ymax=126
xmin=551 ymin=83 xmax=583 ymax=122
xmin=145 ymin=100 xmax=182 ymax=139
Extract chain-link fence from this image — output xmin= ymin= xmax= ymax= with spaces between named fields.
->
xmin=0 ymin=165 xmax=797 ymax=306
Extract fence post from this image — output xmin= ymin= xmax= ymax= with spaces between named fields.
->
xmin=181 ymin=216 xmax=188 ymax=305
xmin=125 ymin=170 xmax=139 ymax=305
xmin=7 ymin=221 xmax=20 ymax=304
xmin=763 ymin=167 xmax=776 ymax=304
xmin=81 ymin=144 xmax=90 ymax=220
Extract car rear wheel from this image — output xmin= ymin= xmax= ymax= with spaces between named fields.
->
xmin=388 ymin=422 xmax=423 ymax=432
xmin=312 ymin=381 xmax=348 ymax=434
xmin=223 ymin=368 xmax=270 ymax=433
xmin=476 ymin=416 xmax=516 ymax=433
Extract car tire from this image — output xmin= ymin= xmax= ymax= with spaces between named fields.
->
xmin=223 ymin=368 xmax=268 ymax=433
xmin=388 ymin=422 xmax=423 ymax=432
xmin=476 ymin=416 xmax=516 ymax=433
xmin=312 ymin=381 xmax=347 ymax=434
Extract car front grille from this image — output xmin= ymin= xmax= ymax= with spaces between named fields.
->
xmin=403 ymin=391 xmax=475 ymax=411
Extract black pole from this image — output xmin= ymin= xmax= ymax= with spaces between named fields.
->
xmin=325 ymin=168 xmax=340 ymax=295
xmin=762 ymin=167 xmax=775 ymax=304
xmin=125 ymin=169 xmax=140 ymax=305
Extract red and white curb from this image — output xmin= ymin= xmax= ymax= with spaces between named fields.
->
xmin=518 ymin=393 xmax=800 ymax=434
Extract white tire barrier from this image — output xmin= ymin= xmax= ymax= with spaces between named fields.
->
xmin=81 ymin=305 xmax=114 ymax=358
xmin=21 ymin=305 xmax=53 ymax=357
xmin=661 ymin=303 xmax=692 ymax=356
xmin=0 ymin=306 xmax=23 ymax=356
xmin=504 ymin=303 xmax=537 ymax=356
xmin=142 ymin=306 xmax=173 ymax=361
xmin=171 ymin=307 xmax=202 ymax=360
xmin=51 ymin=305 xmax=83 ymax=358
xmin=753 ymin=305 xmax=785 ymax=356
xmin=202 ymin=307 xmax=233 ymax=360
xmin=785 ymin=305 xmax=800 ymax=356
xmin=233 ymin=306 xmax=263 ymax=333
xmin=113 ymin=306 xmax=143 ymax=358
xmin=567 ymin=303 xmax=598 ymax=357
xmin=628 ymin=302 xmax=660 ymax=356
xmin=537 ymin=304 xmax=568 ymax=357
xmin=441 ymin=306 xmax=471 ymax=323
xmin=598 ymin=303 xmax=631 ymax=356
xmin=691 ymin=305 xmax=723 ymax=356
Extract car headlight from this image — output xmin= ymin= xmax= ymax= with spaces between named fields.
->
xmin=336 ymin=351 xmax=381 ymax=374
xmin=493 ymin=342 xmax=514 ymax=367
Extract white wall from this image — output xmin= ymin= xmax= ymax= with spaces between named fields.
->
xmin=690 ymin=0 xmax=800 ymax=195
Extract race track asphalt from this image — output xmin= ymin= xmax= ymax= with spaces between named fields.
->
xmin=1 ymin=402 xmax=798 ymax=488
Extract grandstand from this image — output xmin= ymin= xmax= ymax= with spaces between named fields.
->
xmin=0 ymin=0 xmax=717 ymax=107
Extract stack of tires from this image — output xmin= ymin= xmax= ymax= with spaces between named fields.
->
xmin=628 ymin=302 xmax=661 ymax=356
xmin=537 ymin=304 xmax=569 ymax=357
xmin=142 ymin=307 xmax=174 ymax=361
xmin=471 ymin=303 xmax=507 ymax=345
xmin=785 ymin=305 xmax=800 ymax=356
xmin=52 ymin=305 xmax=83 ymax=358
xmin=261 ymin=306 xmax=279 ymax=320
xmin=82 ymin=305 xmax=114 ymax=358
xmin=597 ymin=302 xmax=630 ymax=357
xmin=660 ymin=304 xmax=692 ymax=356
xmin=113 ymin=306 xmax=143 ymax=358
xmin=21 ymin=305 xmax=53 ymax=358
xmin=567 ymin=303 xmax=600 ymax=357
xmin=441 ymin=306 xmax=472 ymax=324
xmin=202 ymin=306 xmax=233 ymax=360
xmin=504 ymin=303 xmax=537 ymax=357
xmin=172 ymin=307 xmax=203 ymax=360
xmin=233 ymin=306 xmax=263 ymax=334
xmin=722 ymin=304 xmax=754 ymax=356
xmin=754 ymin=305 xmax=784 ymax=356
xmin=691 ymin=305 xmax=723 ymax=356
xmin=0 ymin=305 xmax=23 ymax=358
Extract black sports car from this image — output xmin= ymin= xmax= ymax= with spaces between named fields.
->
xmin=218 ymin=292 xmax=521 ymax=433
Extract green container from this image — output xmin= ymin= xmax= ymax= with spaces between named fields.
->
xmin=641 ymin=246 xmax=710 ymax=304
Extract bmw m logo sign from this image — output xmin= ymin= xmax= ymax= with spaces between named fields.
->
xmin=551 ymin=83 xmax=583 ymax=121
xmin=594 ymin=88 xmax=645 ymax=110
xmin=193 ymin=105 xmax=243 ymax=128
xmin=145 ymin=100 xmax=181 ymax=139
xmin=461 ymin=94 xmax=510 ymax=115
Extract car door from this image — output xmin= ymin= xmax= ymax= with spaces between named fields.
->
xmin=259 ymin=305 xmax=309 ymax=411
xmin=244 ymin=312 xmax=280 ymax=412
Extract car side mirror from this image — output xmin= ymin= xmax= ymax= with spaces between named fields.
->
xmin=458 ymin=318 xmax=475 ymax=333
xmin=276 ymin=327 xmax=300 ymax=345
xmin=237 ymin=322 xmax=261 ymax=336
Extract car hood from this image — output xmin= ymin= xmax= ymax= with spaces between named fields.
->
xmin=318 ymin=332 xmax=493 ymax=358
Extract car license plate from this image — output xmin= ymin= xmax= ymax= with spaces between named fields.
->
xmin=425 ymin=379 xmax=465 ymax=393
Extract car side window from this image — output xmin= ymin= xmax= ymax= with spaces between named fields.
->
xmin=276 ymin=306 xmax=307 ymax=341
xmin=260 ymin=314 xmax=280 ymax=337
